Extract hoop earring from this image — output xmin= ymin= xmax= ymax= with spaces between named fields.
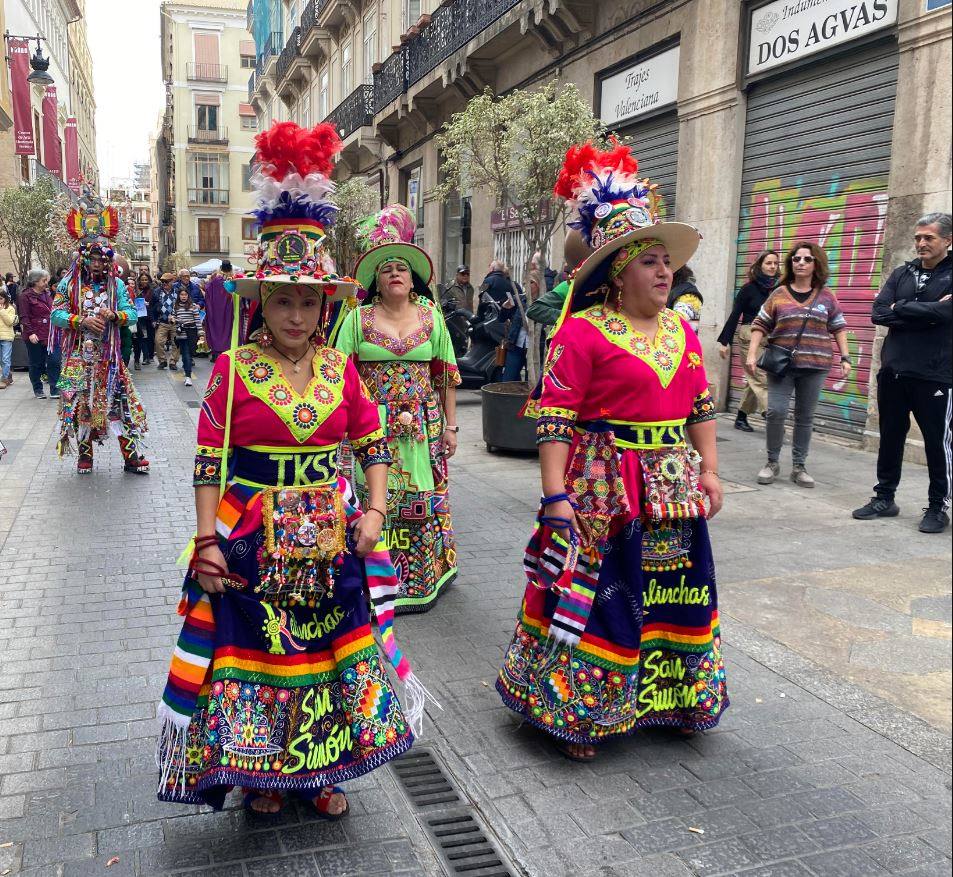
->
xmin=409 ymin=290 xmax=419 ymax=303
xmin=259 ymin=323 xmax=273 ymax=347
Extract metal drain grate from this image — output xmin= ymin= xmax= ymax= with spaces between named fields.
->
xmin=391 ymin=747 xmax=516 ymax=877
xmin=427 ymin=812 xmax=513 ymax=877
xmin=391 ymin=747 xmax=461 ymax=808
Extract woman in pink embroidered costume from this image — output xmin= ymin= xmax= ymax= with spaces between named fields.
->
xmin=497 ymin=143 xmax=729 ymax=761
xmin=334 ymin=205 xmax=461 ymax=613
xmin=51 ymin=203 xmax=148 ymax=474
xmin=157 ymin=123 xmax=432 ymax=819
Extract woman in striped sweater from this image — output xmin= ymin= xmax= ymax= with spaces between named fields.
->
xmin=173 ymin=286 xmax=202 ymax=386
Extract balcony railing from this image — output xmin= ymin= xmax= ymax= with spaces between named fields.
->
xmin=248 ymin=69 xmax=256 ymax=101
xmin=261 ymin=31 xmax=283 ymax=66
xmin=190 ymin=236 xmax=230 ymax=254
xmin=188 ymin=126 xmax=229 ymax=144
xmin=326 ymin=84 xmax=374 ymax=140
xmin=300 ymin=0 xmax=330 ymax=36
xmin=188 ymin=188 xmax=229 ymax=206
xmin=374 ymin=0 xmax=521 ymax=112
xmin=187 ymin=62 xmax=228 ymax=82
xmin=275 ymin=26 xmax=300 ymax=84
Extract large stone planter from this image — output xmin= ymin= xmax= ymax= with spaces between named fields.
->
xmin=481 ymin=381 xmax=537 ymax=453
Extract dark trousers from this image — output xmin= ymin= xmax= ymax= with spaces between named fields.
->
xmin=25 ymin=340 xmax=61 ymax=394
xmin=875 ymin=372 xmax=952 ymax=509
xmin=133 ymin=317 xmax=154 ymax=362
xmin=502 ymin=345 xmax=527 ymax=382
xmin=176 ymin=327 xmax=198 ymax=377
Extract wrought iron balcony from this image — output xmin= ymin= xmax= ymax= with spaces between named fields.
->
xmin=374 ymin=0 xmax=522 ymax=112
xmin=187 ymin=188 xmax=230 ymax=206
xmin=248 ymin=69 xmax=256 ymax=101
xmin=187 ymin=62 xmax=228 ymax=82
xmin=275 ymin=26 xmax=301 ymax=84
xmin=300 ymin=0 xmax=330 ymax=36
xmin=188 ymin=126 xmax=229 ymax=145
xmin=326 ymin=84 xmax=374 ymax=140
xmin=190 ymin=236 xmax=230 ymax=255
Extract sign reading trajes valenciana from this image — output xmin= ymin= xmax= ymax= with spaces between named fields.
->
xmin=748 ymin=0 xmax=898 ymax=75
xmin=600 ymin=46 xmax=680 ymax=127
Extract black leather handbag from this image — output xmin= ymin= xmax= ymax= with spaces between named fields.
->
xmin=757 ymin=288 xmax=816 ymax=377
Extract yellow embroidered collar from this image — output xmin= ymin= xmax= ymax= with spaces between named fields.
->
xmin=233 ymin=344 xmax=346 ymax=442
xmin=578 ymin=305 xmax=686 ymax=388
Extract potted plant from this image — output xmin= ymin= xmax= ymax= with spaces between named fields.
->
xmin=434 ymin=82 xmax=605 ymax=452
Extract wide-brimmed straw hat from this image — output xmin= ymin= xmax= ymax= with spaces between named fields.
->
xmin=554 ymin=141 xmax=701 ymax=315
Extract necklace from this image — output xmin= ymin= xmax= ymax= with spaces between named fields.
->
xmin=269 ymin=342 xmax=310 ymax=374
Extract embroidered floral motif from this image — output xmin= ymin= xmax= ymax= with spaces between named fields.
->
xmin=193 ymin=444 xmax=226 ymax=486
xmin=361 ymin=303 xmax=434 ymax=355
xmin=232 ymin=344 xmax=345 ymax=442
xmin=204 ymin=374 xmax=223 ymax=399
xmin=579 ymin=306 xmax=686 ymax=388
xmin=537 ymin=415 xmax=575 ymax=444
xmin=687 ymin=389 xmax=716 ymax=425
xmin=687 ymin=351 xmax=702 ymax=369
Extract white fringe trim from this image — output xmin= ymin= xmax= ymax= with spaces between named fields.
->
xmin=155 ymin=714 xmax=189 ymax=797
xmin=401 ymin=671 xmax=441 ymax=738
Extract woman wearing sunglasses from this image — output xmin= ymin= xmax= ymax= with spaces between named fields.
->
xmin=746 ymin=241 xmax=851 ymax=487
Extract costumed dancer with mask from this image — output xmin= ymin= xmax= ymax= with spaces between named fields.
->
xmin=51 ymin=202 xmax=149 ymax=474
xmin=334 ymin=206 xmax=460 ymax=614
xmin=497 ymin=143 xmax=729 ymax=761
xmin=157 ymin=122 xmax=434 ymax=818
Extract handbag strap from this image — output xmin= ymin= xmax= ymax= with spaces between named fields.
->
xmin=787 ymin=286 xmax=818 ymax=354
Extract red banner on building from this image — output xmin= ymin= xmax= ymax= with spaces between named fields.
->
xmin=65 ymin=118 xmax=81 ymax=193
xmin=42 ymin=86 xmax=62 ymax=177
xmin=9 ymin=38 xmax=36 ymax=156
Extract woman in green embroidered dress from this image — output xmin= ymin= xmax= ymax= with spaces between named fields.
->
xmin=335 ymin=206 xmax=461 ymax=613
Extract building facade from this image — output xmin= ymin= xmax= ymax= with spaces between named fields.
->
xmin=0 ymin=0 xmax=85 ymax=197
xmin=250 ymin=0 xmax=951 ymax=449
xmin=155 ymin=0 xmax=259 ymax=272
xmin=66 ymin=0 xmax=97 ymax=190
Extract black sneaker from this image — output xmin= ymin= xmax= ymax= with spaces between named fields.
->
xmin=34 ymin=390 xmax=47 ymax=399
xmin=852 ymin=497 xmax=900 ymax=520
xmin=734 ymin=412 xmax=754 ymax=433
xmin=169 ymin=364 xmax=178 ymax=372
xmin=157 ymin=362 xmax=167 ymax=369
xmin=918 ymin=506 xmax=950 ymax=534
xmin=49 ymin=391 xmax=61 ymax=399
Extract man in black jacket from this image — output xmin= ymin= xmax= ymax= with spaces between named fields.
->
xmin=854 ymin=212 xmax=952 ymax=533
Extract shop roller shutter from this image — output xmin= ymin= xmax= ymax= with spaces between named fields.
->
xmin=728 ymin=39 xmax=898 ymax=440
xmin=618 ymin=110 xmax=680 ymax=218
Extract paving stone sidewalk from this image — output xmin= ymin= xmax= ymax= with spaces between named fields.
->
xmin=0 ymin=363 xmax=951 ymax=877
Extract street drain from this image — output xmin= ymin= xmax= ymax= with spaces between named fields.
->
xmin=392 ymin=748 xmax=516 ymax=877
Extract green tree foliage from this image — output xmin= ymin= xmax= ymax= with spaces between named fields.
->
xmin=0 ymin=175 xmax=59 ymax=281
xmin=434 ymin=82 xmax=604 ymax=381
xmin=327 ymin=176 xmax=378 ymax=277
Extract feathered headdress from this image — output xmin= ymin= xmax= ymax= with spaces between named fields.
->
xmin=352 ymin=204 xmax=434 ymax=294
xmin=231 ymin=121 xmax=357 ymax=302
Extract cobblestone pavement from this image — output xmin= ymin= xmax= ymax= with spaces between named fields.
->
xmin=0 ymin=360 xmax=950 ymax=877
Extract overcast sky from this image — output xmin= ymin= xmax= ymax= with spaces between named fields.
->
xmin=88 ymin=0 xmax=166 ymax=187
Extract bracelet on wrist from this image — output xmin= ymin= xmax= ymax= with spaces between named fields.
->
xmin=364 ymin=507 xmax=387 ymax=521
xmin=701 ymin=469 xmax=719 ymax=477
xmin=444 ymin=425 xmax=459 ymax=433
xmin=840 ymin=355 xmax=851 ymax=364
xmin=541 ymin=492 xmax=571 ymax=506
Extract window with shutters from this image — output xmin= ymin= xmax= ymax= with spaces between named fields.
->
xmin=241 ymin=116 xmax=259 ymax=131
xmin=341 ymin=41 xmax=352 ymax=97
xmin=188 ymin=154 xmax=229 ymax=205
xmin=196 ymin=104 xmax=219 ymax=132
xmin=404 ymin=0 xmax=421 ymax=30
xmin=242 ymin=218 xmax=260 ymax=240
xmin=319 ymin=67 xmax=329 ymax=120
xmin=362 ymin=11 xmax=377 ymax=84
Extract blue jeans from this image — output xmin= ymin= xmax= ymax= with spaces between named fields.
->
xmin=176 ymin=327 xmax=197 ymax=377
xmin=26 ymin=340 xmax=61 ymax=394
xmin=502 ymin=345 xmax=527 ymax=382
xmin=0 ymin=339 xmax=12 ymax=380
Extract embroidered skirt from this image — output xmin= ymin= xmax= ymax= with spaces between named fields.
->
xmin=497 ymin=517 xmax=729 ymax=743
xmin=349 ymin=360 xmax=458 ymax=613
xmin=158 ymin=517 xmax=413 ymax=809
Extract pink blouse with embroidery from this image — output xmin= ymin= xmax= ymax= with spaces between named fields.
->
xmin=193 ymin=343 xmax=388 ymax=486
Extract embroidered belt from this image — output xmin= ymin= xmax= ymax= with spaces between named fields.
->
xmin=229 ymin=445 xmax=338 ymax=489
xmin=577 ymin=419 xmax=687 ymax=450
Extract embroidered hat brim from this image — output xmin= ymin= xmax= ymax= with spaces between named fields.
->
xmin=229 ymin=275 xmax=359 ymax=302
xmin=570 ymin=221 xmax=701 ymax=300
xmin=354 ymin=242 xmax=434 ymax=291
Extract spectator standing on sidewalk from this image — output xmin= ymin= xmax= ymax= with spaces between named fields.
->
xmin=202 ymin=260 xmax=234 ymax=362
xmin=501 ymin=271 xmax=529 ymax=382
xmin=444 ymin=265 xmax=475 ymax=312
xmin=668 ymin=264 xmax=703 ymax=333
xmin=17 ymin=269 xmax=61 ymax=399
xmin=4 ymin=272 xmax=18 ymax=307
xmin=748 ymin=242 xmax=851 ymax=488
xmin=717 ymin=249 xmax=780 ymax=432
xmin=175 ymin=268 xmax=205 ymax=307
xmin=0 ymin=290 xmax=15 ymax=388
xmin=132 ymin=273 xmax=155 ymax=368
xmin=173 ymin=286 xmax=201 ymax=387
xmin=853 ymin=212 xmax=952 ymax=534
xmin=151 ymin=273 xmax=179 ymax=371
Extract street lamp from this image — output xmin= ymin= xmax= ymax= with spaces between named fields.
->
xmin=26 ymin=43 xmax=54 ymax=87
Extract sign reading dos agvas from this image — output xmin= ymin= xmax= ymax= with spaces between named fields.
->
xmin=600 ymin=46 xmax=680 ymax=127
xmin=748 ymin=0 xmax=898 ymax=75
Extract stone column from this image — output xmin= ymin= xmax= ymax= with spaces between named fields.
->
xmin=863 ymin=5 xmax=953 ymax=459
xmin=674 ymin=0 xmax=746 ymax=406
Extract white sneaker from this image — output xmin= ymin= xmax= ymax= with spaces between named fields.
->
xmin=184 ymin=377 xmax=192 ymax=387
xmin=757 ymin=461 xmax=780 ymax=485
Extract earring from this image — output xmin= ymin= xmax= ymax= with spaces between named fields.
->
xmin=613 ymin=285 xmax=623 ymax=310
xmin=259 ymin=324 xmax=273 ymax=347
xmin=409 ymin=290 xmax=419 ymax=303
xmin=309 ymin=330 xmax=323 ymax=348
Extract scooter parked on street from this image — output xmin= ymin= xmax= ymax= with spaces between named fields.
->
xmin=439 ymin=292 xmax=473 ymax=361
xmin=456 ymin=292 xmax=507 ymax=389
